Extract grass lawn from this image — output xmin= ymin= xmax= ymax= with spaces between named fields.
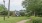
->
xmin=26 ymin=20 xmax=31 ymax=23
xmin=0 ymin=16 xmax=28 ymax=23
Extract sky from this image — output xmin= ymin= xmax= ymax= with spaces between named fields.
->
xmin=0 ymin=0 xmax=25 ymax=11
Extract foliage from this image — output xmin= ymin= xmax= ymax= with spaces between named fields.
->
xmin=20 ymin=11 xmax=25 ymax=16
xmin=10 ymin=11 xmax=13 ymax=16
xmin=26 ymin=16 xmax=42 ymax=23
xmin=22 ymin=0 xmax=42 ymax=16
xmin=33 ymin=18 xmax=42 ymax=23
xmin=1 ymin=11 xmax=8 ymax=15
xmin=19 ymin=10 xmax=26 ymax=16
xmin=0 ymin=4 xmax=7 ymax=11
xmin=0 ymin=4 xmax=8 ymax=15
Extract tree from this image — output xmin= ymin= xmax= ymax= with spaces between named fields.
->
xmin=22 ymin=0 xmax=42 ymax=16
xmin=8 ymin=0 xmax=10 ymax=18
xmin=0 ymin=4 xmax=6 ymax=12
xmin=0 ymin=4 xmax=7 ymax=20
xmin=3 ymin=0 xmax=6 ymax=20
xmin=0 ymin=4 xmax=7 ymax=15
xmin=19 ymin=10 xmax=26 ymax=16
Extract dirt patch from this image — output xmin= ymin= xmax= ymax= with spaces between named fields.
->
xmin=16 ymin=19 xmax=29 ymax=23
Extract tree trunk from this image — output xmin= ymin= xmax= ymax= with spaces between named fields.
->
xmin=3 ymin=0 xmax=5 ymax=20
xmin=4 ymin=15 xmax=5 ymax=20
xmin=8 ymin=0 xmax=10 ymax=18
xmin=34 ymin=11 xmax=35 ymax=16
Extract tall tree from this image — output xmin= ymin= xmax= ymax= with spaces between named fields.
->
xmin=22 ymin=0 xmax=42 ymax=16
xmin=3 ymin=0 xmax=5 ymax=20
xmin=8 ymin=0 xmax=10 ymax=18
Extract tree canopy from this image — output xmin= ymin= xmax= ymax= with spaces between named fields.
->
xmin=0 ymin=4 xmax=7 ymax=12
xmin=22 ymin=0 xmax=42 ymax=16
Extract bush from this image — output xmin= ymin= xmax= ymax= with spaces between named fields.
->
xmin=26 ymin=16 xmax=42 ymax=23
xmin=32 ymin=18 xmax=42 ymax=23
xmin=30 ymin=16 xmax=42 ymax=23
xmin=0 ymin=11 xmax=8 ymax=15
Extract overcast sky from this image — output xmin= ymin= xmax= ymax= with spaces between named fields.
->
xmin=0 ymin=0 xmax=25 ymax=11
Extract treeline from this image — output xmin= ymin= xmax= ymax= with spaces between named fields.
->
xmin=22 ymin=0 xmax=42 ymax=17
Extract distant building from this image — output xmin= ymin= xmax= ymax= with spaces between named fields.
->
xmin=13 ymin=10 xmax=26 ymax=16
xmin=14 ymin=10 xmax=20 ymax=16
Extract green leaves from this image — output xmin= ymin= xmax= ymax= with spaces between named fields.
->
xmin=0 ymin=4 xmax=6 ymax=12
xmin=22 ymin=0 xmax=42 ymax=16
xmin=22 ymin=0 xmax=42 ymax=11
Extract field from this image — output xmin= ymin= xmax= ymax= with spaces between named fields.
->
xmin=0 ymin=16 xmax=28 ymax=23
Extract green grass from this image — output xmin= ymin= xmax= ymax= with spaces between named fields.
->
xmin=0 ymin=16 xmax=28 ymax=23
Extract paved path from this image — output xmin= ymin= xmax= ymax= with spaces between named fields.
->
xmin=16 ymin=19 xmax=30 ymax=23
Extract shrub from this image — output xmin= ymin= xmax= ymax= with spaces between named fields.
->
xmin=30 ymin=16 xmax=42 ymax=23
xmin=32 ymin=18 xmax=42 ymax=23
xmin=26 ymin=16 xmax=42 ymax=23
